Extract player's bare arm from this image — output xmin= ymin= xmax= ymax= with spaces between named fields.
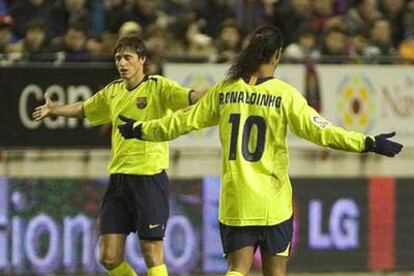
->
xmin=32 ymin=93 xmax=84 ymax=121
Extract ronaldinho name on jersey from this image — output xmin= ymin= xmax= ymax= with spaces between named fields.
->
xmin=219 ymin=91 xmax=282 ymax=108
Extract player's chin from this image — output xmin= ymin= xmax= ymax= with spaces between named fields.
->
xmin=119 ymin=71 xmax=128 ymax=78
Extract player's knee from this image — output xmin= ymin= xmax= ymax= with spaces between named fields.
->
xmin=99 ymin=254 xmax=123 ymax=270
xmin=141 ymin=242 xmax=163 ymax=267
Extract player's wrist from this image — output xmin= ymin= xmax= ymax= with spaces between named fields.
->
xmin=362 ymin=136 xmax=375 ymax=153
xmin=132 ymin=122 xmax=143 ymax=139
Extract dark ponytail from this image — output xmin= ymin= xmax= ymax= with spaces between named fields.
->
xmin=226 ymin=25 xmax=283 ymax=81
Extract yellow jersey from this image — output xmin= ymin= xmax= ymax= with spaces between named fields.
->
xmin=83 ymin=75 xmax=191 ymax=175
xmin=140 ymin=77 xmax=367 ymax=226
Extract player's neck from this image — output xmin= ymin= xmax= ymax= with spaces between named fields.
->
xmin=125 ymin=72 xmax=146 ymax=90
xmin=254 ymin=63 xmax=276 ymax=78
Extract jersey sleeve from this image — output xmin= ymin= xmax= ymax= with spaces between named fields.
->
xmin=83 ymin=86 xmax=111 ymax=126
xmin=284 ymin=85 xmax=367 ymax=152
xmin=159 ymin=76 xmax=192 ymax=111
xmin=141 ymin=85 xmax=220 ymax=141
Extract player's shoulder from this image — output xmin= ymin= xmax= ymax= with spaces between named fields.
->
xmin=146 ymin=74 xmax=172 ymax=84
xmin=104 ymin=78 xmax=123 ymax=90
xmin=271 ymin=78 xmax=301 ymax=95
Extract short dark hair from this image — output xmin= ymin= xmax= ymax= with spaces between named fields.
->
xmin=25 ymin=19 xmax=46 ymax=33
xmin=226 ymin=25 xmax=283 ymax=80
xmin=113 ymin=35 xmax=148 ymax=58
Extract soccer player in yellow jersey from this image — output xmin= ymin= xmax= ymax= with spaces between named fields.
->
xmin=32 ymin=36 xmax=205 ymax=276
xmin=118 ymin=26 xmax=403 ymax=276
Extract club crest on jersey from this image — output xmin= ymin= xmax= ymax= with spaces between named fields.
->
xmin=136 ymin=97 xmax=147 ymax=109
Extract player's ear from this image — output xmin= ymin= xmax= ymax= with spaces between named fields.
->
xmin=272 ymin=48 xmax=282 ymax=65
xmin=275 ymin=48 xmax=282 ymax=61
xmin=139 ymin=56 xmax=146 ymax=65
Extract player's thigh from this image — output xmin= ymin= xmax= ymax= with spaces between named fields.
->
xmin=227 ymin=245 xmax=255 ymax=275
xmin=126 ymin=171 xmax=170 ymax=239
xmin=99 ymin=234 xmax=127 ymax=261
xmin=261 ymin=250 xmax=288 ymax=276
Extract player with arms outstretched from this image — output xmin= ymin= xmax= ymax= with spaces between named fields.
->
xmin=117 ymin=26 xmax=403 ymax=276
xmin=33 ymin=35 xmax=205 ymax=276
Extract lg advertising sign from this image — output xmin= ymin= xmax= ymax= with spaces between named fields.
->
xmin=1 ymin=177 xmax=413 ymax=274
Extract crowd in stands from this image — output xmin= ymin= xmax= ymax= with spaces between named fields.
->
xmin=1 ymin=0 xmax=414 ymax=70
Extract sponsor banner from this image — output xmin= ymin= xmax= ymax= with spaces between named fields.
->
xmin=0 ymin=66 xmax=116 ymax=148
xmin=291 ymin=178 xmax=368 ymax=271
xmin=202 ymin=176 xmax=227 ymax=272
xmin=164 ymin=63 xmax=307 ymax=149
xmin=0 ymin=177 xmax=203 ymax=274
xmin=1 ymin=64 xmax=411 ymax=148
xmin=318 ymin=65 xmax=414 ymax=146
xmin=396 ymin=178 xmax=414 ymax=269
xmin=2 ymin=176 xmax=413 ymax=274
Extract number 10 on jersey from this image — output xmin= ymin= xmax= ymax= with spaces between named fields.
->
xmin=228 ymin=113 xmax=266 ymax=162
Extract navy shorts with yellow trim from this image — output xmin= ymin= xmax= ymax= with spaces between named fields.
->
xmin=99 ymin=171 xmax=169 ymax=239
xmin=219 ymin=217 xmax=293 ymax=257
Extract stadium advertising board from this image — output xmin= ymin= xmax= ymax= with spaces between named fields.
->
xmin=0 ymin=66 xmax=116 ymax=148
xmin=3 ymin=63 xmax=412 ymax=148
xmin=318 ymin=65 xmax=414 ymax=147
xmin=1 ymin=177 xmax=413 ymax=274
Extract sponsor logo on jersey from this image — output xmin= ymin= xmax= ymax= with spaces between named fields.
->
xmin=310 ymin=115 xmax=330 ymax=129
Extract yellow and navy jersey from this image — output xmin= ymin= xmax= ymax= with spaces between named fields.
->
xmin=83 ymin=75 xmax=191 ymax=175
xmin=140 ymin=76 xmax=367 ymax=226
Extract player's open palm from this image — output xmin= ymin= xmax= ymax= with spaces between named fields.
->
xmin=33 ymin=94 xmax=55 ymax=121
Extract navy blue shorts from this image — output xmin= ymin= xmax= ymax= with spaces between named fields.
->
xmin=220 ymin=217 xmax=293 ymax=257
xmin=99 ymin=171 xmax=169 ymax=239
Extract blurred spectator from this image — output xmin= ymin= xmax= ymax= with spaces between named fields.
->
xmin=49 ymin=23 xmax=91 ymax=62
xmin=0 ymin=14 xmax=13 ymax=54
xmin=405 ymin=3 xmax=414 ymax=38
xmin=366 ymin=18 xmax=396 ymax=57
xmin=399 ymin=38 xmax=414 ymax=61
xmin=196 ymin=0 xmax=236 ymax=38
xmin=159 ymin=0 xmax=194 ymax=15
xmin=145 ymin=25 xmax=166 ymax=74
xmin=105 ymin=0 xmax=168 ymax=37
xmin=312 ymin=0 xmax=336 ymax=31
xmin=97 ymin=30 xmax=118 ymax=59
xmin=119 ymin=20 xmax=142 ymax=37
xmin=233 ymin=0 xmax=267 ymax=33
xmin=50 ymin=0 xmax=92 ymax=37
xmin=103 ymin=0 xmax=125 ymax=33
xmin=166 ymin=16 xmax=216 ymax=60
xmin=324 ymin=15 xmax=350 ymax=32
xmin=380 ymin=0 xmax=407 ymax=47
xmin=186 ymin=20 xmax=217 ymax=59
xmin=272 ymin=0 xmax=313 ymax=46
xmin=215 ymin=19 xmax=243 ymax=62
xmin=165 ymin=15 xmax=188 ymax=57
xmin=284 ymin=26 xmax=320 ymax=61
xmin=9 ymin=0 xmax=52 ymax=38
xmin=349 ymin=29 xmax=370 ymax=58
xmin=8 ymin=19 xmax=49 ymax=61
xmin=0 ymin=0 xmax=8 ymax=15
xmin=320 ymin=26 xmax=349 ymax=59
xmin=347 ymin=0 xmax=382 ymax=35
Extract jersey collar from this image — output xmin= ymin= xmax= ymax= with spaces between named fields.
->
xmin=126 ymin=75 xmax=149 ymax=91
xmin=242 ymin=76 xmax=274 ymax=86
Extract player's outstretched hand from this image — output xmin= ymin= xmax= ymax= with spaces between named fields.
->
xmin=32 ymin=93 xmax=55 ymax=121
xmin=118 ymin=115 xmax=142 ymax=139
xmin=364 ymin=132 xmax=403 ymax=157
